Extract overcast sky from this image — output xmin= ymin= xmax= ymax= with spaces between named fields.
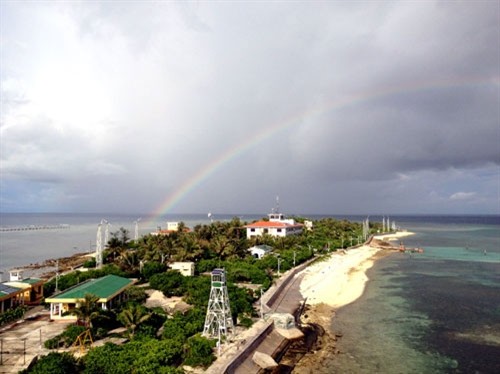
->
xmin=1 ymin=1 xmax=499 ymax=216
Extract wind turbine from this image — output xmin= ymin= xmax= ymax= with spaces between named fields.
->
xmin=134 ymin=218 xmax=142 ymax=241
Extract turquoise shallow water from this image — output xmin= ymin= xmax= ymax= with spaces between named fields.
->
xmin=323 ymin=218 xmax=500 ymax=374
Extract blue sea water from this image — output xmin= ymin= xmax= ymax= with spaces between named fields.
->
xmin=325 ymin=216 xmax=500 ymax=374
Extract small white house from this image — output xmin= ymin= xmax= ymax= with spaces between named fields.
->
xmin=170 ymin=262 xmax=195 ymax=276
xmin=9 ymin=269 xmax=24 ymax=282
xmin=304 ymin=220 xmax=313 ymax=230
xmin=244 ymin=212 xmax=303 ymax=239
xmin=167 ymin=222 xmax=179 ymax=231
xmin=247 ymin=245 xmax=273 ymax=259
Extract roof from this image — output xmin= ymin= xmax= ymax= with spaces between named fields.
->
xmin=0 ymin=283 xmax=23 ymax=299
xmin=244 ymin=221 xmax=303 ymax=229
xmin=248 ymin=245 xmax=273 ymax=252
xmin=45 ymin=275 xmax=134 ymax=303
xmin=17 ymin=278 xmax=43 ymax=285
xmin=154 ymin=227 xmax=191 ymax=235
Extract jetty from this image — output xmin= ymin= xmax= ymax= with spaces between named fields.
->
xmin=0 ymin=224 xmax=70 ymax=232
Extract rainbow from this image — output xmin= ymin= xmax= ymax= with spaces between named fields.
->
xmin=149 ymin=76 xmax=499 ymax=222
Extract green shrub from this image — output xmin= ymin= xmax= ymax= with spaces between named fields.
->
xmin=44 ymin=324 xmax=86 ymax=349
xmin=183 ymin=334 xmax=216 ymax=367
xmin=238 ymin=315 xmax=254 ymax=328
xmin=149 ymin=271 xmax=185 ymax=297
xmin=43 ymin=337 xmax=61 ymax=349
xmin=63 ymin=325 xmax=87 ymax=346
xmin=142 ymin=261 xmax=167 ymax=281
xmin=21 ymin=352 xmax=79 ymax=374
xmin=0 ymin=305 xmax=28 ymax=326
xmin=83 ymin=259 xmax=96 ymax=268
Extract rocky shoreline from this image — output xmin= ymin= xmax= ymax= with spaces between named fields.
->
xmin=13 ymin=252 xmax=93 ymax=280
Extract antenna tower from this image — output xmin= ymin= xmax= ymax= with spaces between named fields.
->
xmin=203 ymin=268 xmax=233 ymax=350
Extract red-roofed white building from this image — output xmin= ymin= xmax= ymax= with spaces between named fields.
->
xmin=244 ymin=212 xmax=303 ymax=239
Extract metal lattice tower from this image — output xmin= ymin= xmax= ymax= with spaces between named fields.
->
xmin=203 ymin=268 xmax=233 ymax=344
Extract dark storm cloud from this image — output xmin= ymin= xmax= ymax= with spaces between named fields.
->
xmin=1 ymin=1 xmax=498 ymax=214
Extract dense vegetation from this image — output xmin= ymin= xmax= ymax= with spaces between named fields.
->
xmin=0 ymin=305 xmax=27 ymax=326
xmin=27 ymin=216 xmax=376 ymax=373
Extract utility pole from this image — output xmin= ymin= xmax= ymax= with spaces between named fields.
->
xmin=260 ymin=288 xmax=264 ymax=320
xmin=55 ymin=260 xmax=60 ymax=293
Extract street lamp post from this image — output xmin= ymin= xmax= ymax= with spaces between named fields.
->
xmin=260 ymin=289 xmax=263 ymax=319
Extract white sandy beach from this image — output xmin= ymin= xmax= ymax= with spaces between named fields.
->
xmin=300 ymin=231 xmax=414 ymax=309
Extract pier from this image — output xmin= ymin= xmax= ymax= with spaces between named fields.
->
xmin=0 ymin=224 xmax=70 ymax=232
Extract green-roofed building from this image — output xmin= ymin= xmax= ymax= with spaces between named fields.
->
xmin=45 ymin=274 xmax=135 ymax=320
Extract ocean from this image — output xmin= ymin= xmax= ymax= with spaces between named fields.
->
xmin=327 ymin=216 xmax=500 ymax=374
xmin=1 ymin=213 xmax=499 ymax=372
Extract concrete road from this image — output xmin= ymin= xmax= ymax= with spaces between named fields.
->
xmin=0 ymin=311 xmax=72 ymax=373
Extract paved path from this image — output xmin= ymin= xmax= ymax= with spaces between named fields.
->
xmin=0 ymin=312 xmax=71 ymax=373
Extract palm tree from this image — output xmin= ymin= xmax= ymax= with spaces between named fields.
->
xmin=69 ymin=293 xmax=101 ymax=328
xmin=117 ymin=304 xmax=151 ymax=339
xmin=211 ymin=236 xmax=230 ymax=258
xmin=119 ymin=250 xmax=140 ymax=272
xmin=143 ymin=234 xmax=165 ymax=262
xmin=174 ymin=234 xmax=203 ymax=261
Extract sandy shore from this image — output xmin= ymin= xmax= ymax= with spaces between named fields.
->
xmin=294 ymin=231 xmax=415 ymax=371
xmin=300 ymin=231 xmax=414 ymax=309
